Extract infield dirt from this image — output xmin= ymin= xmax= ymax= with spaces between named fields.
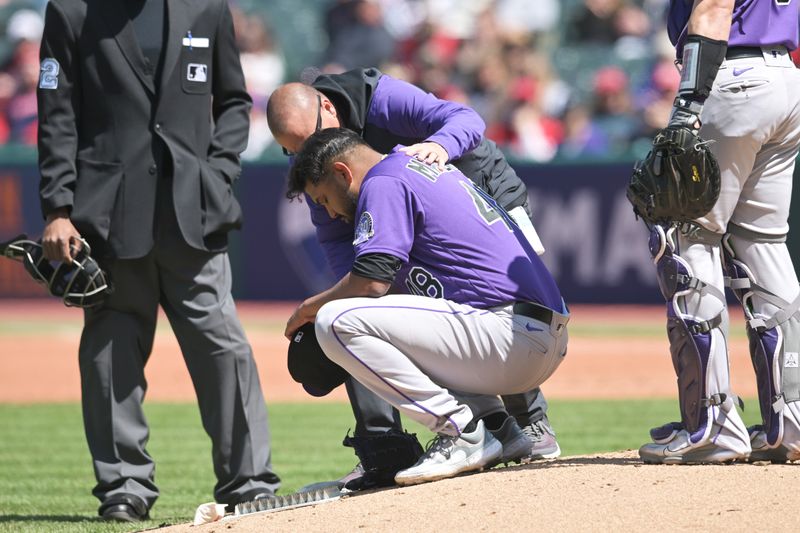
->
xmin=160 ymin=451 xmax=799 ymax=533
xmin=0 ymin=302 xmax=759 ymax=402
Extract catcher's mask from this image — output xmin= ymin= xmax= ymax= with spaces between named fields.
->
xmin=1 ymin=234 xmax=111 ymax=308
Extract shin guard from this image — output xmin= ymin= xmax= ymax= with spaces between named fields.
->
xmin=651 ymin=224 xmax=727 ymax=441
xmin=667 ymin=312 xmax=720 ymax=441
xmin=723 ymin=235 xmax=800 ymax=447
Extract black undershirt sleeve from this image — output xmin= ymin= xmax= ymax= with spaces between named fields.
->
xmin=351 ymin=253 xmax=403 ymax=284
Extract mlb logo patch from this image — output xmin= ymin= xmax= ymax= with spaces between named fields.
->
xmin=187 ymin=63 xmax=207 ymax=82
xmin=785 ymin=352 xmax=799 ymax=368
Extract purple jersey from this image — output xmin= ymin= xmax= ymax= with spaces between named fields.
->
xmin=669 ymin=0 xmax=800 ymax=56
xmin=352 ymin=150 xmax=562 ymax=311
xmin=309 ymin=73 xmax=485 ymax=279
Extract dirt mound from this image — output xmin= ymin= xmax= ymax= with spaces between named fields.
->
xmin=159 ymin=451 xmax=798 ymax=532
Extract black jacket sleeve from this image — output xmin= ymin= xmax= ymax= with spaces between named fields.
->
xmin=37 ymin=0 xmax=80 ymax=217
xmin=207 ymin=0 xmax=252 ymax=182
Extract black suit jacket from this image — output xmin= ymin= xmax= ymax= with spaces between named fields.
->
xmin=37 ymin=0 xmax=251 ymax=258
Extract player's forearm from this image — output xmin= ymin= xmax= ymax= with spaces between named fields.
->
xmin=371 ymin=76 xmax=484 ymax=160
xmin=688 ymin=0 xmax=735 ymax=40
xmin=424 ymin=104 xmax=485 ymax=161
xmin=286 ymin=273 xmax=390 ymax=337
xmin=305 ymin=273 xmax=390 ymax=314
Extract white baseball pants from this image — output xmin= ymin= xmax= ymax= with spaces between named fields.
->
xmin=315 ymin=294 xmax=568 ymax=436
xmin=676 ymin=45 xmax=800 ymax=450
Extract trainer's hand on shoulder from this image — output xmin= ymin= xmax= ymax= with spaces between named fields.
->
xmin=42 ymin=209 xmax=82 ymax=263
xmin=285 ymin=301 xmax=316 ymax=339
xmin=400 ymin=142 xmax=449 ymax=169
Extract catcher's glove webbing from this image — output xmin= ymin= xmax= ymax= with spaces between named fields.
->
xmin=627 ymin=125 xmax=720 ymax=226
xmin=342 ymin=430 xmax=424 ymax=491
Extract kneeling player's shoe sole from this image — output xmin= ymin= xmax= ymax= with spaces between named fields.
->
xmin=395 ymin=420 xmax=502 ymax=486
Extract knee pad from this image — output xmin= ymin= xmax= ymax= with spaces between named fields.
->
xmin=649 ymin=224 xmax=726 ymax=304
xmin=650 ymin=224 xmax=727 ymax=440
xmin=723 ymin=234 xmax=800 ymax=447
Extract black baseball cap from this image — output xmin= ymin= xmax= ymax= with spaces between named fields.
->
xmin=287 ymin=323 xmax=349 ymax=396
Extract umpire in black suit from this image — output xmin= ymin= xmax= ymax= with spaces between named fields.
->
xmin=37 ymin=0 xmax=279 ymax=521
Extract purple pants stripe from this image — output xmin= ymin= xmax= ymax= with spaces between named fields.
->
xmin=328 ymin=303 xmax=494 ymax=436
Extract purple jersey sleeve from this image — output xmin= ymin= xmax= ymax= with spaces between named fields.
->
xmin=306 ymin=194 xmax=355 ymax=279
xmin=367 ymin=75 xmax=485 ymax=160
xmin=352 ymin=175 xmax=419 ymax=263
xmin=352 ymin=151 xmax=563 ymax=310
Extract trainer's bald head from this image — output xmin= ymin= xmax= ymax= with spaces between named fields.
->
xmin=267 ymin=83 xmax=340 ymax=155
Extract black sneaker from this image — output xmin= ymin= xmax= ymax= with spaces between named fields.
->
xmin=487 ymin=416 xmax=534 ymax=466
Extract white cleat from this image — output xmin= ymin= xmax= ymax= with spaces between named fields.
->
xmin=639 ymin=428 xmax=749 ymax=465
xmin=748 ymin=427 xmax=800 ymax=463
xmin=394 ymin=420 xmax=502 ymax=486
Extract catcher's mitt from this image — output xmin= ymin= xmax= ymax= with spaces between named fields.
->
xmin=627 ymin=125 xmax=720 ymax=225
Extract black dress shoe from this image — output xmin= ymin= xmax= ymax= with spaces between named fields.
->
xmin=98 ymin=494 xmax=150 ymax=522
xmin=101 ymin=503 xmax=149 ymax=522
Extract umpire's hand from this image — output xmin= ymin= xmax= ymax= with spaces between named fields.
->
xmin=42 ymin=208 xmax=82 ymax=264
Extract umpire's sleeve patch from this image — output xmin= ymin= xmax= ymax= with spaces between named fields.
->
xmin=39 ymin=58 xmax=60 ymax=90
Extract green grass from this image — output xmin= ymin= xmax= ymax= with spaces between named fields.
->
xmin=0 ymin=400 xmax=764 ymax=533
xmin=565 ymin=322 xmax=748 ymax=339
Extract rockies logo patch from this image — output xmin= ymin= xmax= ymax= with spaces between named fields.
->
xmin=353 ymin=212 xmax=374 ymax=245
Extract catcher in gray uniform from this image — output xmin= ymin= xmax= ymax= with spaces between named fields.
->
xmin=628 ymin=0 xmax=800 ymax=464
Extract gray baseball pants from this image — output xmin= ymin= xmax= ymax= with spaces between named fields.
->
xmin=343 ymin=203 xmax=552 ymax=438
xmin=668 ymin=45 xmax=800 ymax=452
xmin=79 ymin=214 xmax=279 ymax=509
xmin=315 ymin=294 xmax=568 ymax=436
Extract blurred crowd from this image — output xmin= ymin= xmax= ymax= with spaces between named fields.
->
xmin=2 ymin=0 xmax=799 ymax=162
xmin=318 ymin=0 xmax=800 ymax=162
